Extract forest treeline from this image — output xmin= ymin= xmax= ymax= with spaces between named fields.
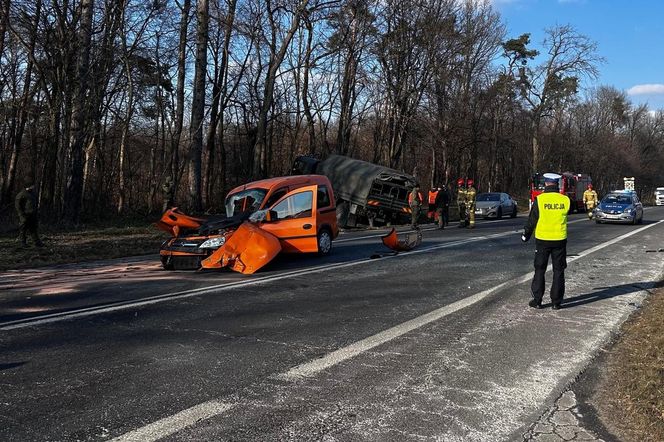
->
xmin=1 ymin=0 xmax=662 ymax=222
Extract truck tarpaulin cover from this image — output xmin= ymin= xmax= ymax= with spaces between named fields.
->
xmin=316 ymin=155 xmax=417 ymax=207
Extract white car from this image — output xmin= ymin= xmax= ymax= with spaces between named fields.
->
xmin=474 ymin=192 xmax=518 ymax=219
xmin=655 ymin=187 xmax=664 ymax=206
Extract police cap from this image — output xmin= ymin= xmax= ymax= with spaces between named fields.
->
xmin=543 ymin=173 xmax=561 ymax=184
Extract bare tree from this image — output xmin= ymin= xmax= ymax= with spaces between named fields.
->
xmin=252 ymin=0 xmax=309 ymax=179
xmin=518 ymin=25 xmax=601 ymax=172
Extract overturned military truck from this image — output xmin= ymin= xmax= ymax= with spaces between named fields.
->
xmin=292 ymin=154 xmax=418 ymax=227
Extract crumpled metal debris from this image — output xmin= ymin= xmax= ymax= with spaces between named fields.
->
xmin=371 ymin=227 xmax=422 ymax=258
xmin=381 ymin=227 xmax=422 ymax=252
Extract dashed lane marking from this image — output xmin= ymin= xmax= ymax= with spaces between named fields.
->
xmin=110 ymin=400 xmax=234 ymax=442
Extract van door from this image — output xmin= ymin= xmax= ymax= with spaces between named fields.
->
xmin=260 ymin=184 xmax=319 ymax=253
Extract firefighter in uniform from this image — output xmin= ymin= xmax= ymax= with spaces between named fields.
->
xmin=427 ymin=187 xmax=439 ymax=222
xmin=522 ymin=173 xmax=570 ymax=310
xmin=466 ymin=178 xmax=477 ymax=229
xmin=408 ymin=185 xmax=423 ymax=229
xmin=456 ymin=178 xmax=467 ymax=227
xmin=582 ymin=184 xmax=598 ymax=220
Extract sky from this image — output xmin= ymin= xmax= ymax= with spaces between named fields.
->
xmin=494 ymin=0 xmax=664 ymax=110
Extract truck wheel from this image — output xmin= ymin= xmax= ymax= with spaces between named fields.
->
xmin=336 ymin=200 xmax=350 ymax=228
xmin=317 ymin=228 xmax=333 ymax=256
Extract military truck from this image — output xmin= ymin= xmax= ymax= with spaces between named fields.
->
xmin=292 ymin=154 xmax=418 ymax=227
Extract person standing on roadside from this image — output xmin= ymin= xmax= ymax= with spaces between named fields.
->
xmin=435 ymin=186 xmax=450 ymax=229
xmin=427 ymin=187 xmax=439 ymax=222
xmin=408 ymin=184 xmax=423 ymax=229
xmin=582 ymin=184 xmax=598 ymax=220
xmin=465 ymin=178 xmax=477 ymax=229
xmin=162 ymin=175 xmax=175 ymax=213
xmin=15 ymin=180 xmax=44 ymax=247
xmin=456 ymin=178 xmax=467 ymax=227
xmin=522 ymin=173 xmax=569 ymax=310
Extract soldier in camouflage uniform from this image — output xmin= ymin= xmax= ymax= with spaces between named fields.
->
xmin=162 ymin=175 xmax=175 ymax=212
xmin=15 ymin=181 xmax=44 ymax=247
xmin=408 ymin=185 xmax=423 ymax=229
xmin=465 ymin=178 xmax=477 ymax=229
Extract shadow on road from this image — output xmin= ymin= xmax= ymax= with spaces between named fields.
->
xmin=0 ymin=361 xmax=28 ymax=371
xmin=558 ymin=281 xmax=659 ymax=309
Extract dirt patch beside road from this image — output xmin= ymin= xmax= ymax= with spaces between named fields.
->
xmin=594 ymin=286 xmax=664 ymax=441
xmin=0 ymin=225 xmax=164 ymax=271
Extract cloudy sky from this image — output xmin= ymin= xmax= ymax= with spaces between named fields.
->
xmin=494 ymin=0 xmax=664 ymax=110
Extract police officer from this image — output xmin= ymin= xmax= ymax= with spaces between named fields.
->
xmin=408 ymin=184 xmax=423 ymax=229
xmin=582 ymin=184 xmax=598 ymax=220
xmin=456 ymin=178 xmax=467 ymax=227
xmin=466 ymin=178 xmax=477 ymax=229
xmin=15 ymin=180 xmax=44 ymax=247
xmin=434 ymin=185 xmax=450 ymax=229
xmin=522 ymin=173 xmax=569 ymax=310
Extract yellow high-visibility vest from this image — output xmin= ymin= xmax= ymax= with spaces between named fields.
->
xmin=535 ymin=192 xmax=570 ymax=240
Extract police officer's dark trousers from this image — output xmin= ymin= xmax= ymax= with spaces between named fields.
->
xmin=531 ymin=239 xmax=567 ymax=305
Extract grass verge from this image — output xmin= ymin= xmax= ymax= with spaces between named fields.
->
xmin=1 ymin=224 xmax=165 ymax=271
xmin=596 ymin=286 xmax=664 ymax=441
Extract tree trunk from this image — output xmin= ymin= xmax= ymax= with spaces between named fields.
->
xmin=252 ymin=0 xmax=309 ymax=179
xmin=188 ymin=0 xmax=209 ymax=213
xmin=64 ymin=0 xmax=94 ymax=222
xmin=170 ymin=0 xmax=191 ymax=195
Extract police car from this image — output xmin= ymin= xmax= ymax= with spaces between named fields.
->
xmin=594 ymin=190 xmax=643 ymax=224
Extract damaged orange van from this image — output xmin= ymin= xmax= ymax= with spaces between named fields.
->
xmin=157 ymin=175 xmax=339 ymax=274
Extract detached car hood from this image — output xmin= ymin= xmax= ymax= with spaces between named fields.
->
xmin=201 ymin=222 xmax=281 ymax=274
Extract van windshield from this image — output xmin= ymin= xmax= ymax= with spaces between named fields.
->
xmin=225 ymin=188 xmax=268 ymax=217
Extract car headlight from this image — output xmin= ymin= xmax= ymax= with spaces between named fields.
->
xmin=623 ymin=207 xmax=633 ymax=213
xmin=199 ymin=236 xmax=226 ymax=249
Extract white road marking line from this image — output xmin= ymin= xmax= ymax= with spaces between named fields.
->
xmin=109 ymin=219 xmax=663 ymax=441
xmin=1 ymin=216 xmax=655 ymax=331
xmin=0 ymin=231 xmax=515 ymax=331
xmin=278 ymin=219 xmax=664 ymax=380
xmin=110 ymin=400 xmax=233 ymax=442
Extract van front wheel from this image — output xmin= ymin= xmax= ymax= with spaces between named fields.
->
xmin=317 ymin=229 xmax=333 ymax=256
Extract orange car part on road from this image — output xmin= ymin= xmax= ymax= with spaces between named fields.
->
xmin=381 ymin=227 xmax=422 ymax=252
xmin=200 ymin=223 xmax=282 ymax=274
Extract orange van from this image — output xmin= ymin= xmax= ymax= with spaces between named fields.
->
xmin=157 ymin=175 xmax=339 ymax=273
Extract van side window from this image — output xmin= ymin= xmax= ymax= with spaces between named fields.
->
xmin=272 ymin=191 xmax=313 ymax=220
xmin=318 ymin=186 xmax=331 ymax=208
xmin=265 ymin=188 xmax=288 ymax=208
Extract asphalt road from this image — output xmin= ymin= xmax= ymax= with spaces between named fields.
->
xmin=1 ymin=209 xmax=663 ymax=441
